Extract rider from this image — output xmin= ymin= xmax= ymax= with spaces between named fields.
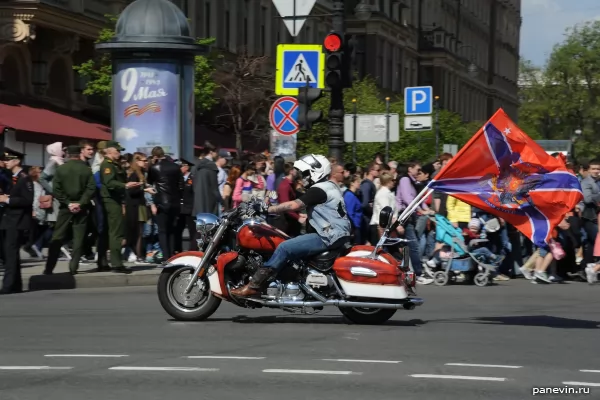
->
xmin=230 ymin=155 xmax=351 ymax=298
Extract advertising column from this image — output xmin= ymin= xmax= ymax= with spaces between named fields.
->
xmin=113 ymin=62 xmax=181 ymax=158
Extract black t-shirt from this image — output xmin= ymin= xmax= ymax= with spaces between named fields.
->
xmin=297 ymin=186 xmax=327 ymax=235
xmin=298 ymin=187 xmax=327 ymax=208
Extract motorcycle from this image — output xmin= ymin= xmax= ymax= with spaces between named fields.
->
xmin=157 ymin=199 xmax=423 ymax=325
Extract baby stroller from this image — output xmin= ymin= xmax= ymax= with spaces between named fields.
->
xmin=429 ymin=214 xmax=497 ymax=287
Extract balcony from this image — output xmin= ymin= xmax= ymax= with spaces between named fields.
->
xmin=37 ymin=0 xmax=109 ymax=21
xmin=40 ymin=0 xmax=70 ymax=7
xmin=84 ymin=0 xmax=110 ymax=20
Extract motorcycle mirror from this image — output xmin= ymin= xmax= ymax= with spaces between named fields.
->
xmin=378 ymin=206 xmax=393 ymax=228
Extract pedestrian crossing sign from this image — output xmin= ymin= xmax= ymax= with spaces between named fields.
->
xmin=275 ymin=44 xmax=324 ymax=95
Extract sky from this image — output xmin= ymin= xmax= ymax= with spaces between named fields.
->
xmin=520 ymin=0 xmax=600 ymax=66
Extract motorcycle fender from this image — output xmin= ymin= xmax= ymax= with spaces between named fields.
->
xmin=161 ymin=251 xmax=223 ymax=296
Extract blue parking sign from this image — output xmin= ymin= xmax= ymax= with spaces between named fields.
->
xmin=404 ymin=86 xmax=433 ymax=115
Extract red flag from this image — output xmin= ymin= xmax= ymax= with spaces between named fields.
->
xmin=429 ymin=109 xmax=583 ymax=247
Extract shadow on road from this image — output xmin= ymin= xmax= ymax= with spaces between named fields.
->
xmin=472 ymin=315 xmax=599 ymax=329
xmin=177 ymin=315 xmax=427 ymax=326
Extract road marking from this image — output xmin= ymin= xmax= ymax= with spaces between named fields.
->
xmin=410 ymin=374 xmax=507 ymax=382
xmin=263 ymin=369 xmax=358 ymax=375
xmin=580 ymin=370 xmax=600 ymax=373
xmin=186 ymin=356 xmax=265 ymax=360
xmin=0 ymin=366 xmax=73 ymax=370
xmin=109 ymin=367 xmax=219 ymax=372
xmin=321 ymin=359 xmax=401 ymax=364
xmin=445 ymin=363 xmax=522 ymax=369
xmin=45 ymin=354 xmax=129 ymax=358
xmin=563 ymin=381 xmax=600 ymax=387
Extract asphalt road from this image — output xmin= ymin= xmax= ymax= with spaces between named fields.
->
xmin=0 ymin=281 xmax=599 ymax=400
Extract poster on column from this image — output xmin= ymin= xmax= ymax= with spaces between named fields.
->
xmin=113 ymin=62 xmax=180 ymax=158
xmin=269 ymin=129 xmax=297 ymax=162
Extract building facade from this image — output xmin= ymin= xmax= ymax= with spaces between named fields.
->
xmin=0 ymin=0 xmax=521 ymax=166
xmin=174 ymin=0 xmax=521 ymax=122
xmin=0 ymin=0 xmax=126 ymax=166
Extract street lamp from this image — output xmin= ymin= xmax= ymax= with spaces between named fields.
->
xmin=458 ymin=45 xmax=478 ymax=78
xmin=467 ymin=63 xmax=478 ymax=78
xmin=354 ymin=1 xmax=372 ymax=21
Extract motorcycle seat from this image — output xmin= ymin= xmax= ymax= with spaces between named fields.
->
xmin=308 ymin=238 xmax=352 ymax=271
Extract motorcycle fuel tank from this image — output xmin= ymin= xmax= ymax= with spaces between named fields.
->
xmin=236 ymin=219 xmax=289 ymax=252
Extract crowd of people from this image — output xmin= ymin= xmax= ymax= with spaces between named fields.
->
xmin=0 ymin=141 xmax=598 ymax=294
xmin=338 ymin=152 xmax=600 ymax=286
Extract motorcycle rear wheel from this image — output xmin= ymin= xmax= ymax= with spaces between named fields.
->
xmin=340 ymin=307 xmax=396 ymax=325
xmin=157 ymin=266 xmax=221 ymax=321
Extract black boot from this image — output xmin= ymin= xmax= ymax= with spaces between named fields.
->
xmin=230 ymin=268 xmax=273 ymax=298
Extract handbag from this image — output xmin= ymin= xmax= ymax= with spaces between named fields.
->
xmin=548 ymin=238 xmax=566 ymax=260
xmin=39 ymin=195 xmax=53 ymax=209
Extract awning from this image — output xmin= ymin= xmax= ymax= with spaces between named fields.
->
xmin=0 ymin=103 xmax=111 ymax=140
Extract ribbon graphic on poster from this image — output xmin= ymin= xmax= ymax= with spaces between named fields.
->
xmin=113 ymin=63 xmax=179 ymax=157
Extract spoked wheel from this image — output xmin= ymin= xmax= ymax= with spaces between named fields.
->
xmin=433 ymin=271 xmax=450 ymax=286
xmin=473 ymin=272 xmax=490 ymax=287
xmin=340 ymin=306 xmax=397 ymax=325
xmin=157 ymin=265 xmax=221 ymax=321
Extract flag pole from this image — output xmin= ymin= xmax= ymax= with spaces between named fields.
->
xmin=397 ymin=186 xmax=435 ymax=224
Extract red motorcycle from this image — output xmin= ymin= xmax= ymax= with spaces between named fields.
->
xmin=157 ymin=201 xmax=423 ymax=325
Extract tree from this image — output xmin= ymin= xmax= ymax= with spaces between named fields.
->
xmin=213 ymin=50 xmax=276 ymax=153
xmin=296 ymin=76 xmax=473 ymax=166
xmin=518 ymin=20 xmax=600 ymax=159
xmin=73 ymin=14 xmax=218 ymax=114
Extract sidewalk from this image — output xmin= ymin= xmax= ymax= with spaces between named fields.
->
xmin=0 ymin=251 xmax=161 ymax=291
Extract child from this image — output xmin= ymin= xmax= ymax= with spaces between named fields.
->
xmin=463 ymin=218 xmax=505 ymax=267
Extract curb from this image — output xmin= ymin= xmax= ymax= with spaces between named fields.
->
xmin=22 ymin=270 xmax=161 ymax=291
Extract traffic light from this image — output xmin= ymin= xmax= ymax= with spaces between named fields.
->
xmin=297 ymin=86 xmax=323 ymax=131
xmin=324 ymin=32 xmax=343 ymax=88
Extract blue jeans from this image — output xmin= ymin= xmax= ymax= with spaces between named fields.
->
xmin=404 ymin=223 xmax=423 ymax=276
xmin=143 ymin=221 xmax=161 ymax=254
xmin=472 ymin=247 xmax=502 ymax=265
xmin=264 ymin=233 xmax=327 ymax=272
xmin=419 ymin=230 xmax=436 ymax=259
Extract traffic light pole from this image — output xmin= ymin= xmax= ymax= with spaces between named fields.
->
xmin=328 ymin=0 xmax=345 ymax=163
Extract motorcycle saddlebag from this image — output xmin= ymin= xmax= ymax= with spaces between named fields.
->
xmin=332 ymin=256 xmax=409 ymax=299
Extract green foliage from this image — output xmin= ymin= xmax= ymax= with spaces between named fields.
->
xmin=73 ymin=14 xmax=218 ymax=114
xmin=296 ymin=76 xmax=474 ymax=166
xmin=518 ymin=20 xmax=600 ymax=159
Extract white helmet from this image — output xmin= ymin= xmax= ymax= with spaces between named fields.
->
xmin=294 ymin=154 xmax=331 ymax=188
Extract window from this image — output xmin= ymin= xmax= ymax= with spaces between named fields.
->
xmin=244 ymin=18 xmax=248 ymax=47
xmin=225 ymin=11 xmax=230 ymax=50
xmin=377 ymin=39 xmax=384 ymax=85
xmin=244 ymin=0 xmax=249 ymax=49
xmin=204 ymin=1 xmax=211 ymax=37
xmin=261 ymin=6 xmax=267 ymax=54
xmin=387 ymin=45 xmax=393 ymax=90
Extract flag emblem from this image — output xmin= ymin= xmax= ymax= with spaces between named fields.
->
xmin=428 ymin=109 xmax=583 ymax=247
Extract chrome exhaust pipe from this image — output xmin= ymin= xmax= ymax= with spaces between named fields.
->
xmin=255 ymin=298 xmax=424 ymax=310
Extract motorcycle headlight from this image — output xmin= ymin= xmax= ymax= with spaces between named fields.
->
xmin=195 ymin=213 xmax=220 ymax=233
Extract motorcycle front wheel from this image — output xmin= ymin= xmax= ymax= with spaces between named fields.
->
xmin=157 ymin=265 xmax=221 ymax=321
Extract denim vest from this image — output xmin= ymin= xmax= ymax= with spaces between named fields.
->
xmin=308 ymin=181 xmax=351 ymax=246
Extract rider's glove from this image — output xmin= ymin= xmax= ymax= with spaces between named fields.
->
xmin=253 ymin=201 xmax=269 ymax=215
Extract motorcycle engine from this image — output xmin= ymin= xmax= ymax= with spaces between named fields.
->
xmin=245 ymin=251 xmax=263 ymax=275
xmin=265 ymin=281 xmax=304 ymax=301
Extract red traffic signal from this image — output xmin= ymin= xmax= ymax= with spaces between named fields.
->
xmin=324 ymin=33 xmax=342 ymax=52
